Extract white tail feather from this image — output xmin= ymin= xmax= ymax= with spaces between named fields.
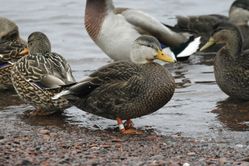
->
xmin=52 ymin=90 xmax=70 ymax=100
xmin=176 ymin=37 xmax=201 ymax=58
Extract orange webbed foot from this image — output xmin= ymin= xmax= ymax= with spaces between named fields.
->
xmin=116 ymin=118 xmax=143 ymax=135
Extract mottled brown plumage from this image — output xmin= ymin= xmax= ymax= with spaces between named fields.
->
xmin=0 ymin=17 xmax=28 ymax=89
xmin=201 ymin=22 xmax=249 ymax=100
xmin=66 ymin=61 xmax=174 ymax=120
xmin=11 ymin=32 xmax=75 ymax=115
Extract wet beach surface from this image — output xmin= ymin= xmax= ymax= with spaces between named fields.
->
xmin=1 ymin=0 xmax=249 ymax=165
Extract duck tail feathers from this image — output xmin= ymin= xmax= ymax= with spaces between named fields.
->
xmin=52 ymin=80 xmax=98 ymax=100
xmin=176 ymin=36 xmax=201 ymax=58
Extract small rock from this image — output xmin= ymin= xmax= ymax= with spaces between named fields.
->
xmin=183 ymin=163 xmax=190 ymax=166
xmin=187 ymin=152 xmax=196 ymax=156
xmin=236 ymin=144 xmax=244 ymax=148
xmin=218 ymin=158 xmax=227 ymax=166
xmin=39 ymin=129 xmax=50 ymax=135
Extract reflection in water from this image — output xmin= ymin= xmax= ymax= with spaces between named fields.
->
xmin=0 ymin=91 xmax=23 ymax=109
xmin=166 ymin=62 xmax=191 ymax=89
xmin=213 ymin=98 xmax=249 ymax=131
xmin=19 ymin=112 xmax=69 ymax=128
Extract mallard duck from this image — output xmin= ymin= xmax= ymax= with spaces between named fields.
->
xmin=200 ymin=22 xmax=249 ymax=100
xmin=84 ymin=0 xmax=201 ymax=61
xmin=173 ymin=0 xmax=249 ymax=52
xmin=53 ymin=35 xmax=176 ymax=134
xmin=0 ymin=17 xmax=28 ymax=90
xmin=11 ymin=32 xmax=75 ymax=115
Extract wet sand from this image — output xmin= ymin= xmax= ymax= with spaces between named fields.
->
xmin=0 ymin=99 xmax=249 ymax=165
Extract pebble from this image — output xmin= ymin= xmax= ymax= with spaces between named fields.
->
xmin=187 ymin=152 xmax=196 ymax=156
xmin=39 ymin=129 xmax=50 ymax=135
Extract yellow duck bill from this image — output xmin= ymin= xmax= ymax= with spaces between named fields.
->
xmin=156 ymin=50 xmax=176 ymax=63
xmin=200 ymin=37 xmax=216 ymax=51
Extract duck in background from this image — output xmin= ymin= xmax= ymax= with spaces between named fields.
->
xmin=84 ymin=0 xmax=201 ymax=61
xmin=200 ymin=22 xmax=249 ymax=100
xmin=11 ymin=32 xmax=75 ymax=116
xmin=172 ymin=0 xmax=249 ymax=52
xmin=0 ymin=17 xmax=28 ymax=90
xmin=53 ymin=35 xmax=176 ymax=134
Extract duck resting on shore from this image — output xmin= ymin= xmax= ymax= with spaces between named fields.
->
xmin=11 ymin=32 xmax=75 ymax=116
xmin=53 ymin=35 xmax=176 ymax=134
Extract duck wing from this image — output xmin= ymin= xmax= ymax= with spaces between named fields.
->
xmin=53 ymin=61 xmax=143 ymax=105
xmin=49 ymin=52 xmax=76 ymax=84
xmin=116 ymin=8 xmax=187 ymax=47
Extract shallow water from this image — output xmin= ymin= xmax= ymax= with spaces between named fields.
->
xmin=1 ymin=0 xmax=249 ymax=143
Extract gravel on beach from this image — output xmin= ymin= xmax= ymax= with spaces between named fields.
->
xmin=1 ymin=113 xmax=249 ymax=166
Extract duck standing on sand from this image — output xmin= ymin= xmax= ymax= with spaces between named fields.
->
xmin=84 ymin=0 xmax=201 ymax=61
xmin=200 ymin=22 xmax=249 ymax=100
xmin=53 ymin=35 xmax=176 ymax=134
xmin=0 ymin=17 xmax=28 ymax=90
xmin=11 ymin=32 xmax=75 ymax=116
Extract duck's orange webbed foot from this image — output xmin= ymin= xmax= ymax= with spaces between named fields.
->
xmin=116 ymin=118 xmax=143 ymax=135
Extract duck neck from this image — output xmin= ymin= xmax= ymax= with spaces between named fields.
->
xmin=223 ymin=29 xmax=243 ymax=57
xmin=85 ymin=0 xmax=114 ymax=40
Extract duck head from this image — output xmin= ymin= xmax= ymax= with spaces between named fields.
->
xmin=229 ymin=0 xmax=249 ymax=25
xmin=130 ymin=35 xmax=176 ymax=64
xmin=27 ymin=32 xmax=51 ymax=55
xmin=0 ymin=17 xmax=19 ymax=41
xmin=200 ymin=22 xmax=243 ymax=55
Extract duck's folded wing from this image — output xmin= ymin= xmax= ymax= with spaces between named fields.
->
xmin=117 ymin=8 xmax=187 ymax=46
xmin=34 ymin=75 xmax=67 ymax=89
xmin=50 ymin=52 xmax=76 ymax=84
xmin=175 ymin=15 xmax=228 ymax=35
xmin=90 ymin=61 xmax=139 ymax=84
xmin=86 ymin=75 xmax=145 ymax=113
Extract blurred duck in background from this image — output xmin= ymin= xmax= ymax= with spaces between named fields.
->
xmin=84 ymin=0 xmax=201 ymax=61
xmin=0 ymin=17 xmax=28 ymax=90
xmin=172 ymin=0 xmax=249 ymax=53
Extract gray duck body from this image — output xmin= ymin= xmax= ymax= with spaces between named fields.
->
xmin=211 ymin=23 xmax=249 ymax=100
xmin=66 ymin=61 xmax=175 ymax=120
xmin=214 ymin=49 xmax=249 ymax=100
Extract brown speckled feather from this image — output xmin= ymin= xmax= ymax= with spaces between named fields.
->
xmin=85 ymin=0 xmax=108 ymax=40
xmin=11 ymin=52 xmax=74 ymax=115
xmin=64 ymin=61 xmax=175 ymax=120
xmin=0 ymin=40 xmax=27 ymax=63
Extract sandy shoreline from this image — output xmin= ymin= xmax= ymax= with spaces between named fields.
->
xmin=1 ymin=111 xmax=249 ymax=166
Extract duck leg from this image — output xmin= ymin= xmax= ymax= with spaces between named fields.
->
xmin=124 ymin=119 xmax=134 ymax=129
xmin=116 ymin=118 xmax=143 ymax=135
